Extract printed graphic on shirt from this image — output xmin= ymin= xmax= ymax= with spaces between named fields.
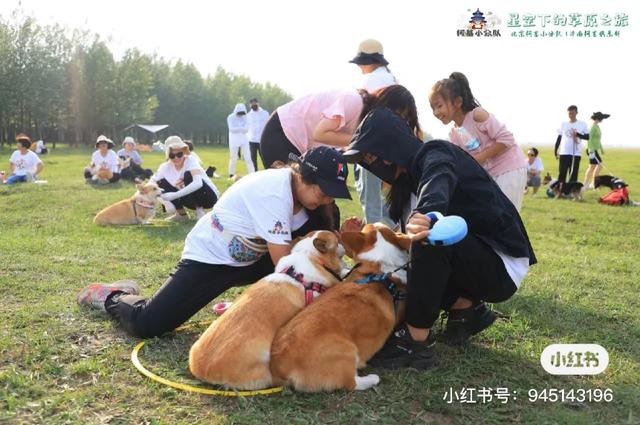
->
xmin=211 ymin=213 xmax=224 ymax=232
xmin=228 ymin=236 xmax=268 ymax=263
xmin=268 ymin=220 xmax=289 ymax=235
xmin=337 ymin=163 xmax=346 ymax=181
xmin=14 ymin=158 xmax=27 ymax=170
xmin=457 ymin=127 xmax=480 ymax=151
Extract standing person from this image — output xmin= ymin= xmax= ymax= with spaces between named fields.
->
xmin=525 ymin=147 xmax=544 ymax=195
xmin=350 ymin=38 xmax=397 ymax=227
xmin=429 ymin=72 xmax=527 ymax=211
xmin=227 ymin=103 xmax=255 ymax=179
xmin=247 ymin=98 xmax=270 ymax=171
xmin=583 ymin=112 xmax=610 ymax=189
xmin=117 ymin=137 xmax=153 ymax=181
xmin=151 ymin=136 xmax=220 ymax=221
xmin=343 ymin=107 xmax=536 ymax=368
xmin=554 ymin=105 xmax=589 ymax=196
xmin=76 ymin=146 xmax=352 ymax=338
xmin=4 ymin=134 xmax=44 ymax=184
xmin=83 ymin=135 xmax=120 ymax=184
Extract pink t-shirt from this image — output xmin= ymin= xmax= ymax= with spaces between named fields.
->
xmin=449 ymin=107 xmax=526 ymax=177
xmin=276 ymin=90 xmax=364 ymax=154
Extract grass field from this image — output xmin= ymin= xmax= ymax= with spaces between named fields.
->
xmin=1 ymin=144 xmax=639 ymax=425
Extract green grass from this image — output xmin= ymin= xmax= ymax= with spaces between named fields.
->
xmin=1 ymin=145 xmax=639 ymax=424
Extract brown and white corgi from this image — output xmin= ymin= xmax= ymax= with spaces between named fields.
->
xmin=93 ymin=181 xmax=162 ymax=225
xmin=188 ymin=230 xmax=344 ymax=390
xmin=270 ymin=223 xmax=412 ymax=392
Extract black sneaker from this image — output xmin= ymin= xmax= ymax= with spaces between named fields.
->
xmin=441 ymin=302 xmax=498 ymax=345
xmin=367 ymin=324 xmax=437 ymax=370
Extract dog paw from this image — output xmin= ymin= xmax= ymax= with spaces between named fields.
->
xmin=355 ymin=373 xmax=380 ymax=390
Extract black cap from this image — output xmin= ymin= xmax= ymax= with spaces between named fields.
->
xmin=289 ymin=147 xmax=351 ymax=200
xmin=591 ymin=112 xmax=610 ymax=120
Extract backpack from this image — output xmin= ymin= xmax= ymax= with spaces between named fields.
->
xmin=599 ymin=187 xmax=630 ymax=206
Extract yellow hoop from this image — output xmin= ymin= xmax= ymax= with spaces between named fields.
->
xmin=130 ymin=322 xmax=284 ymax=397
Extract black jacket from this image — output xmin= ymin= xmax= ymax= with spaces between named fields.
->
xmin=345 ymin=107 xmax=537 ymax=265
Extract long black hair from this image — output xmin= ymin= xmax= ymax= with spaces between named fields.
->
xmin=359 ymin=85 xmax=422 ymax=138
xmin=432 ymin=71 xmax=480 ymax=113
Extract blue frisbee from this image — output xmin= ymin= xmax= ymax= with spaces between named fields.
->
xmin=425 ymin=212 xmax=468 ymax=246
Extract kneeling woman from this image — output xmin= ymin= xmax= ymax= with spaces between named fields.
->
xmin=343 ymin=106 xmax=536 ymax=369
xmin=77 ymin=147 xmax=352 ymax=338
xmin=151 ymin=136 xmax=220 ymax=221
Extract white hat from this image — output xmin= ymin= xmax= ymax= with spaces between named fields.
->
xmin=122 ymin=136 xmax=136 ymax=147
xmin=95 ymin=135 xmax=115 ymax=149
xmin=164 ymin=135 xmax=188 ymax=158
xmin=233 ymin=103 xmax=247 ymax=114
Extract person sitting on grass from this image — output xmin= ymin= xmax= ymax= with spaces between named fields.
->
xmin=525 ymin=147 xmax=544 ymax=195
xmin=83 ymin=135 xmax=121 ymax=184
xmin=150 ymin=136 xmax=220 ymax=222
xmin=117 ymin=137 xmax=153 ymax=182
xmin=76 ymin=146 xmax=352 ymax=339
xmin=3 ymin=134 xmax=44 ymax=184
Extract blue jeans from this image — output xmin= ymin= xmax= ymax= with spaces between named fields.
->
xmin=5 ymin=174 xmax=28 ymax=184
xmin=355 ymin=165 xmax=395 ymax=227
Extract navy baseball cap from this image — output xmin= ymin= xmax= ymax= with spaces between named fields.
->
xmin=289 ymin=147 xmax=352 ymax=200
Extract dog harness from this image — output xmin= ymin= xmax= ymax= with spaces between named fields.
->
xmin=281 ymin=265 xmax=327 ymax=306
xmin=354 ymin=273 xmax=407 ymax=302
xmin=131 ymin=199 xmax=156 ymax=224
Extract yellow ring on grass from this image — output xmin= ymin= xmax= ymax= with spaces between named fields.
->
xmin=131 ymin=322 xmax=284 ymax=397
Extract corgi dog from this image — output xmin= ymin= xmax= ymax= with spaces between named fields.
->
xmin=89 ymin=166 xmax=113 ymax=184
xmin=94 ymin=181 xmax=162 ymax=225
xmin=188 ymin=230 xmax=345 ymax=390
xmin=270 ymin=223 xmax=412 ymax=392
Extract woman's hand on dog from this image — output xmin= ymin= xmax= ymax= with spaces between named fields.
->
xmin=406 ymin=213 xmax=431 ymax=241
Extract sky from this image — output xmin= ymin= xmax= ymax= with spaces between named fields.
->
xmin=2 ymin=0 xmax=639 ymax=148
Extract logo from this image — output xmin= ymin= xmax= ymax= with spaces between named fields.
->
xmin=210 ymin=213 xmax=224 ymax=231
xmin=540 ymin=344 xmax=609 ymax=375
xmin=268 ymin=220 xmax=289 ymax=235
xmin=457 ymin=9 xmax=502 ymax=37
xmin=336 ymin=163 xmax=346 ymax=181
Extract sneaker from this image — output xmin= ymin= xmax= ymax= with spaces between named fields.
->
xmin=367 ymin=324 xmax=437 ymax=370
xmin=195 ymin=207 xmax=206 ymax=220
xmin=441 ymin=302 xmax=498 ymax=345
xmin=165 ymin=212 xmax=189 ymax=222
xmin=77 ymin=280 xmax=140 ymax=312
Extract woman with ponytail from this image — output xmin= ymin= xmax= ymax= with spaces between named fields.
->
xmin=429 ymin=72 xmax=527 ymax=211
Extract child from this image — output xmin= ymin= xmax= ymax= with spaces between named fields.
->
xmin=5 ymin=134 xmax=44 ymax=184
xmin=429 ymin=72 xmax=527 ymax=211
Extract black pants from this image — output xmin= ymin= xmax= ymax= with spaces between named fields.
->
xmin=249 ymin=143 xmax=261 ymax=171
xmin=406 ymin=234 xmax=517 ymax=329
xmin=558 ymin=155 xmax=581 ymax=194
xmin=259 ymin=111 xmax=300 ymax=168
xmin=156 ymin=171 xmax=217 ymax=210
xmin=105 ymin=256 xmax=275 ymax=338
xmin=120 ymin=163 xmax=153 ymax=181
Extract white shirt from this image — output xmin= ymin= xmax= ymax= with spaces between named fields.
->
xmin=361 ymin=67 xmax=397 ymax=94
xmin=10 ymin=150 xmax=42 ymax=176
xmin=90 ymin=150 xmax=119 ymax=173
xmin=247 ymin=107 xmax=270 ymax=143
xmin=495 ymin=251 xmax=529 ymax=289
xmin=527 ymin=157 xmax=544 ymax=174
xmin=35 ymin=140 xmax=45 ymax=154
xmin=182 ymin=168 xmax=308 ymax=266
xmin=557 ymin=120 xmax=588 ymax=156
xmin=151 ymin=155 xmax=219 ymax=195
xmin=227 ymin=113 xmax=249 ymax=147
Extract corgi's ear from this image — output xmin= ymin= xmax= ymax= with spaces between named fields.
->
xmin=313 ymin=237 xmax=329 ymax=254
xmin=394 ymin=233 xmax=412 ymax=251
xmin=341 ymin=231 xmax=365 ymax=256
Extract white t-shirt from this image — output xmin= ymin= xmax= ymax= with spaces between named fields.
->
xmin=557 ymin=120 xmax=588 ymax=156
xmin=35 ymin=140 xmax=45 ymax=154
xmin=151 ymin=155 xmax=219 ymax=195
xmin=247 ymin=107 xmax=270 ymax=143
xmin=527 ymin=157 xmax=544 ymax=174
xmin=495 ymin=251 xmax=529 ymax=289
xmin=182 ymin=168 xmax=308 ymax=266
xmin=10 ymin=150 xmax=42 ymax=176
xmin=91 ymin=150 xmax=120 ymax=173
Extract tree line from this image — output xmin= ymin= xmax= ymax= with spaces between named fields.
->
xmin=0 ymin=11 xmax=292 ymax=148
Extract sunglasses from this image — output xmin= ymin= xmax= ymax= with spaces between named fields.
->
xmin=169 ymin=151 xmax=184 ymax=159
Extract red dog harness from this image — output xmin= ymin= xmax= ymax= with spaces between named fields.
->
xmin=281 ymin=266 xmax=326 ymax=306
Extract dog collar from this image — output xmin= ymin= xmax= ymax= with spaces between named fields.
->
xmin=355 ymin=273 xmax=407 ymax=302
xmin=281 ymin=266 xmax=326 ymax=306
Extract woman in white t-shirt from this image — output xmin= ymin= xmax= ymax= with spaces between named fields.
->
xmin=83 ymin=135 xmax=121 ymax=184
xmin=77 ymin=146 xmax=352 ymax=338
xmin=525 ymin=147 xmax=544 ymax=195
xmin=151 ymin=136 xmax=220 ymax=221
xmin=4 ymin=134 xmax=44 ymax=184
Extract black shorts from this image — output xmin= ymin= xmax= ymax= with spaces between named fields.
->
xmin=588 ymin=150 xmax=602 ymax=165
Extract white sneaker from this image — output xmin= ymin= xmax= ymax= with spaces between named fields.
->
xmin=195 ymin=207 xmax=206 ymax=220
xmin=160 ymin=198 xmax=176 ymax=214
